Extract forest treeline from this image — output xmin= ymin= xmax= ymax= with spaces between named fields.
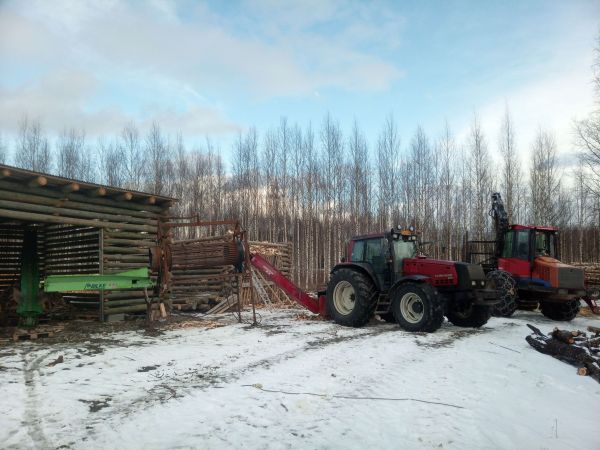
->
xmin=1 ymin=40 xmax=599 ymax=287
xmin=1 ymin=107 xmax=599 ymax=287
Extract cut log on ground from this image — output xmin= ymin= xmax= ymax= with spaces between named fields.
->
xmin=526 ymin=324 xmax=600 ymax=383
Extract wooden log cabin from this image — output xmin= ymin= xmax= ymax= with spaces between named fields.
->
xmin=0 ymin=164 xmax=174 ymax=323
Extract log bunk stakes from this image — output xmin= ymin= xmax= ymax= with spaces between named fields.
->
xmin=0 ymin=163 xmax=174 ymax=327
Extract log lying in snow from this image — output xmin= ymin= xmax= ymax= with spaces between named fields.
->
xmin=526 ymin=324 xmax=600 ymax=383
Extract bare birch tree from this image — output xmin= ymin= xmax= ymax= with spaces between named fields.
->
xmin=15 ymin=117 xmax=52 ymax=173
xmin=469 ymin=114 xmax=492 ymax=239
xmin=530 ymin=128 xmax=561 ymax=225
xmin=498 ymin=107 xmax=524 ymax=222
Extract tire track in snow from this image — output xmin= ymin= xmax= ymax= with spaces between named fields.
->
xmin=21 ymin=347 xmax=60 ymax=450
xmin=89 ymin=324 xmax=401 ymax=425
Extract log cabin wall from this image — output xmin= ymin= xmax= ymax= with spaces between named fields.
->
xmin=0 ymin=164 xmax=174 ymax=323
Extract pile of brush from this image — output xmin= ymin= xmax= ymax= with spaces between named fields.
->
xmin=526 ymin=324 xmax=600 ymax=383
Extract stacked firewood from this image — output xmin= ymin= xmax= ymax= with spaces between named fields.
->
xmin=526 ymin=324 xmax=600 ymax=383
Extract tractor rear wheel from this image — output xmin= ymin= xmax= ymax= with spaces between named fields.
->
xmin=447 ymin=302 xmax=492 ymax=328
xmin=326 ymin=269 xmax=377 ymax=327
xmin=487 ymin=270 xmax=518 ymax=317
xmin=540 ymin=300 xmax=580 ymax=321
xmin=392 ymin=283 xmax=445 ymax=332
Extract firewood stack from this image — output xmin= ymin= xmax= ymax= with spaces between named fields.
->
xmin=167 ymin=238 xmax=294 ymax=312
xmin=526 ymin=324 xmax=600 ymax=383
xmin=169 ymin=235 xmax=237 ymax=312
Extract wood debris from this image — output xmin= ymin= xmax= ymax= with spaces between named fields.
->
xmin=165 ymin=320 xmax=224 ymax=330
xmin=526 ymin=324 xmax=600 ymax=383
xmin=12 ymin=324 xmax=65 ymax=341
xmin=294 ymin=313 xmax=324 ymax=321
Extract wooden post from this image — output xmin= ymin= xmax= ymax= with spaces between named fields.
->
xmin=237 ymin=273 xmax=242 ymax=323
xmin=99 ymin=228 xmax=104 ymax=322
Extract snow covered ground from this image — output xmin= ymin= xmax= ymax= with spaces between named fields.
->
xmin=1 ymin=309 xmax=599 ymax=450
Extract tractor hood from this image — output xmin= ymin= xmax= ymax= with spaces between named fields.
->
xmin=533 ymin=257 xmax=585 ymax=290
xmin=403 ymin=258 xmax=486 ymax=289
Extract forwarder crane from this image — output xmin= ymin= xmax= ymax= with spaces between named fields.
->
xmin=469 ymin=192 xmax=599 ymax=320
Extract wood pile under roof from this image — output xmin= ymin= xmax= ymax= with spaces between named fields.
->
xmin=0 ymin=164 xmax=175 ymax=322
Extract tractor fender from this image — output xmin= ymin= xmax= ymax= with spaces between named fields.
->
xmin=330 ymin=262 xmax=381 ymax=291
xmin=389 ymin=275 xmax=430 ymax=298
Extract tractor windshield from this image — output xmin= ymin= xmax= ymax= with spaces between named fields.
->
xmin=535 ymin=231 xmax=557 ymax=258
xmin=392 ymin=239 xmax=417 ymax=273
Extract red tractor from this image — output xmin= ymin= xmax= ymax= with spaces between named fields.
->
xmin=252 ymin=227 xmax=498 ymax=333
xmin=467 ymin=193 xmax=598 ymax=321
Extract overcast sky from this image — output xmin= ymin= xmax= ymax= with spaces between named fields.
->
xmin=0 ymin=0 xmax=599 ymax=165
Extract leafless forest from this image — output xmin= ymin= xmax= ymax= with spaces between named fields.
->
xmin=2 ymin=44 xmax=600 ymax=287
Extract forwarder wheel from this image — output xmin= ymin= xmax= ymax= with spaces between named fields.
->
xmin=326 ymin=269 xmax=377 ymax=327
xmin=540 ymin=300 xmax=580 ymax=321
xmin=392 ymin=283 xmax=445 ymax=332
xmin=447 ymin=302 xmax=492 ymax=328
xmin=487 ymin=270 xmax=518 ymax=317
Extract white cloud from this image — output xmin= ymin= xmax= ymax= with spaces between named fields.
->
xmin=453 ymin=65 xmax=596 ymax=175
xmin=0 ymin=69 xmax=239 ymax=136
xmin=0 ymin=0 xmax=404 ymax=137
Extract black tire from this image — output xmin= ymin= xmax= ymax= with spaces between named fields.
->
xmin=487 ymin=270 xmax=518 ymax=317
xmin=540 ymin=300 xmax=580 ymax=321
xmin=447 ymin=303 xmax=492 ymax=328
xmin=391 ymin=283 xmax=445 ymax=332
xmin=326 ymin=268 xmax=377 ymax=327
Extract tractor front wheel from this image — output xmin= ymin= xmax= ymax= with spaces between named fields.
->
xmin=487 ymin=270 xmax=518 ymax=317
xmin=326 ymin=269 xmax=377 ymax=327
xmin=540 ymin=300 xmax=580 ymax=321
xmin=392 ymin=283 xmax=445 ymax=332
xmin=447 ymin=302 xmax=492 ymax=328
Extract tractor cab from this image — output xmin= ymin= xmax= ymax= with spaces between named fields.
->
xmin=501 ymin=225 xmax=558 ymax=262
xmin=498 ymin=224 xmax=585 ymax=295
xmin=389 ymin=228 xmax=419 ymax=276
xmin=499 ymin=225 xmax=559 ymax=277
xmin=345 ymin=227 xmax=418 ymax=289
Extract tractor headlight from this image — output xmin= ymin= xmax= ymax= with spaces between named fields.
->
xmin=471 ymin=281 xmax=476 ymax=286
xmin=480 ymin=280 xmax=485 ymax=287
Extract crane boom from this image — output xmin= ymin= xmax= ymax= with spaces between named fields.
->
xmin=490 ymin=192 xmax=510 ymax=259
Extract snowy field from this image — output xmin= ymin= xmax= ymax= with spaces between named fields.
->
xmin=1 ymin=309 xmax=599 ymax=450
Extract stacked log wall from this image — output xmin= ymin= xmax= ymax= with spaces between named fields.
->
xmin=167 ymin=238 xmax=293 ymax=311
xmin=0 ymin=177 xmax=171 ymax=320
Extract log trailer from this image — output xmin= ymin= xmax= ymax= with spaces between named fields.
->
xmin=467 ymin=192 xmax=600 ymax=320
xmin=252 ymin=227 xmax=498 ymax=333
